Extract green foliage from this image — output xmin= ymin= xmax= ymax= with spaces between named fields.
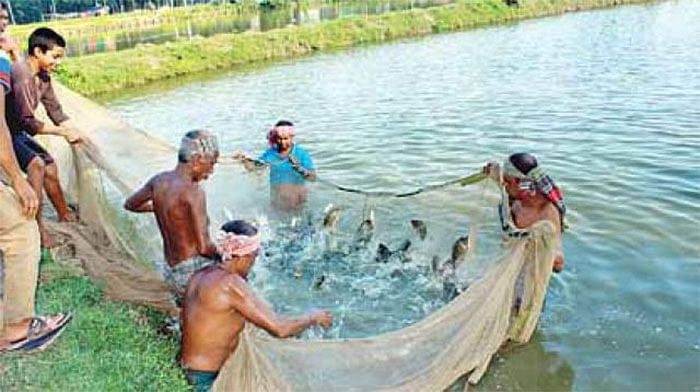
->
xmin=55 ymin=0 xmax=654 ymax=97
xmin=0 ymin=264 xmax=189 ymax=392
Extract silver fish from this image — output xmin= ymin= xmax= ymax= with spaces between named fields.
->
xmin=356 ymin=208 xmax=375 ymax=243
xmin=410 ymin=219 xmax=427 ymax=240
xmin=376 ymin=243 xmax=392 ymax=263
xmin=322 ymin=204 xmax=342 ymax=229
xmin=312 ymin=274 xmax=326 ymax=290
xmin=376 ymin=240 xmax=412 ymax=263
xmin=431 ymin=255 xmax=440 ymax=274
xmin=450 ymin=235 xmax=470 ymax=267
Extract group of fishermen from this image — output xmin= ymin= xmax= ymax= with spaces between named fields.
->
xmin=123 ymin=124 xmax=566 ymax=391
xmin=0 ymin=6 xmax=567 ymax=391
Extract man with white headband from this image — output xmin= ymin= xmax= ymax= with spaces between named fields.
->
xmin=234 ymin=120 xmax=316 ymax=210
xmin=181 ymin=220 xmax=332 ymax=391
xmin=484 ymin=152 xmax=566 ymax=272
xmin=124 ymin=130 xmax=220 ymax=303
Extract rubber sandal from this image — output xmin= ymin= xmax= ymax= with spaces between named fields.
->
xmin=0 ymin=336 xmax=29 ymax=353
xmin=0 ymin=313 xmax=71 ymax=353
xmin=19 ymin=313 xmax=73 ymax=352
xmin=21 ymin=319 xmax=71 ymax=353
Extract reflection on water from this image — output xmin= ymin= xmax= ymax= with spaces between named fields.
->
xmin=66 ymin=0 xmax=454 ymax=56
xmin=475 ymin=332 xmax=575 ymax=391
xmin=108 ymin=1 xmax=700 ymax=390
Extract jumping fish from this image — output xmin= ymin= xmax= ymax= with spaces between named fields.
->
xmin=431 ymin=255 xmax=440 ymax=274
xmin=432 ymin=235 xmax=471 ymax=274
xmin=410 ymin=219 xmax=427 ymax=240
xmin=322 ymin=204 xmax=342 ymax=230
xmin=397 ymin=239 xmax=412 ymax=263
xmin=293 ymin=265 xmax=303 ymax=279
xmin=222 ymin=206 xmax=234 ymax=221
xmin=447 ymin=235 xmax=470 ymax=269
xmin=312 ymin=274 xmax=326 ymax=290
xmin=376 ymin=243 xmax=392 ymax=263
xmin=375 ymin=239 xmax=412 ymax=263
xmin=356 ymin=208 xmax=375 ymax=244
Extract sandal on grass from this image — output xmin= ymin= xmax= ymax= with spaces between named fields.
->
xmin=0 ymin=313 xmax=72 ymax=353
xmin=21 ymin=319 xmax=72 ymax=353
xmin=20 ymin=312 xmax=73 ymax=353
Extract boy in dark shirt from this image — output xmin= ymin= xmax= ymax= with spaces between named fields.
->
xmin=6 ymin=28 xmax=87 ymax=249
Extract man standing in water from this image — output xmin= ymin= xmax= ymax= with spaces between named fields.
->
xmin=181 ymin=219 xmax=332 ymax=391
xmin=485 ymin=152 xmax=566 ymax=272
xmin=124 ymin=130 xmax=220 ymax=302
xmin=234 ymin=120 xmax=316 ymax=210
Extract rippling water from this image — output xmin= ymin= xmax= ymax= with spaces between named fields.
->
xmin=108 ymin=1 xmax=700 ymax=390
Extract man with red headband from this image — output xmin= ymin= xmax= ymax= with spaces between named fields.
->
xmin=484 ymin=152 xmax=566 ymax=272
xmin=235 ymin=120 xmax=316 ymax=210
xmin=180 ymin=220 xmax=332 ymax=391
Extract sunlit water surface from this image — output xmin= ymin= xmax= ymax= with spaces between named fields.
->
xmin=107 ymin=2 xmax=700 ymax=390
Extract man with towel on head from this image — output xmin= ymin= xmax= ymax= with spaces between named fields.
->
xmin=484 ymin=152 xmax=566 ymax=272
xmin=124 ymin=130 xmax=220 ymax=304
xmin=180 ymin=219 xmax=332 ymax=391
xmin=234 ymin=120 xmax=316 ymax=211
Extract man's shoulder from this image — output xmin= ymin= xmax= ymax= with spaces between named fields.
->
xmin=259 ymin=147 xmax=276 ymax=159
xmin=293 ymin=144 xmax=311 ymax=156
xmin=10 ymin=60 xmax=31 ymax=79
xmin=194 ymin=268 xmax=247 ymax=297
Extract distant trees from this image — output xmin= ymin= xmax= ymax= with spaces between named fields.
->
xmin=9 ymin=0 xmax=236 ymax=24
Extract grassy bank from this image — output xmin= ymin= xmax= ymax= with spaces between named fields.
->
xmin=56 ymin=0 xmax=654 ymax=97
xmin=0 ymin=262 xmax=188 ymax=391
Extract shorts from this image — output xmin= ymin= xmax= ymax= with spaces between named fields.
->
xmin=163 ymin=256 xmax=216 ymax=304
xmin=185 ymin=369 xmax=219 ymax=392
xmin=11 ymin=131 xmax=54 ymax=172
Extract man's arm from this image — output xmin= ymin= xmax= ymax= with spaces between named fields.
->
xmin=232 ymin=151 xmax=267 ymax=172
xmin=0 ymin=94 xmax=38 ymax=217
xmin=0 ymin=57 xmax=38 ymax=217
xmin=187 ymin=188 xmax=217 ymax=258
xmin=227 ymin=275 xmax=331 ymax=338
xmin=548 ymin=205 xmax=565 ymax=273
xmin=289 ymin=154 xmax=316 ymax=182
xmin=123 ymin=179 xmax=154 ymax=213
xmin=12 ymin=72 xmax=69 ymax=139
xmin=40 ymin=81 xmax=70 ymax=128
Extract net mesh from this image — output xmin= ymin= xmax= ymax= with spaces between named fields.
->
xmin=35 ymin=84 xmax=558 ymax=390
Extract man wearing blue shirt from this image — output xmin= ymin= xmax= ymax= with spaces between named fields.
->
xmin=236 ymin=120 xmax=315 ymax=210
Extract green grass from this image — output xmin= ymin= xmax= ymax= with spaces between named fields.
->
xmin=0 ymin=262 xmax=189 ymax=392
xmin=55 ymin=0 xmax=656 ymax=97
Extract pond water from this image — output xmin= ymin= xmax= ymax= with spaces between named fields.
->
xmin=107 ymin=1 xmax=700 ymax=390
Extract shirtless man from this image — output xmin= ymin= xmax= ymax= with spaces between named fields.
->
xmin=124 ymin=130 xmax=219 ymax=302
xmin=181 ymin=220 xmax=332 ymax=391
xmin=234 ymin=120 xmax=316 ymax=211
xmin=485 ymin=152 xmax=566 ymax=272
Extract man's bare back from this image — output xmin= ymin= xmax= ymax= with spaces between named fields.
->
xmin=151 ymin=171 xmax=209 ymax=265
xmin=125 ymin=169 xmax=215 ymax=266
xmin=124 ymin=130 xmax=219 ymax=267
xmin=181 ymin=266 xmax=247 ymax=371
xmin=180 ymin=219 xmax=332 ymax=389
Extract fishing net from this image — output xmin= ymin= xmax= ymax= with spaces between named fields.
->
xmin=34 ymin=84 xmax=558 ymax=390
